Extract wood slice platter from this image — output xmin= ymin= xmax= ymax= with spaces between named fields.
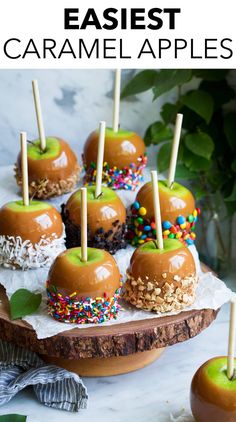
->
xmin=0 ymin=264 xmax=218 ymax=376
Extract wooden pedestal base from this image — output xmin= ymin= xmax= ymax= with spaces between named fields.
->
xmin=43 ymin=348 xmax=165 ymax=377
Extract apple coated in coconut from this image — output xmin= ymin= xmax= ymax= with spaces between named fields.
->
xmin=47 ymin=247 xmax=122 ymax=324
xmin=191 ymin=357 xmax=236 ymax=422
xmin=83 ymin=127 xmax=147 ymax=191
xmin=123 ymin=239 xmax=198 ymax=313
xmin=62 ymin=186 xmax=127 ymax=254
xmin=128 ymin=180 xmax=200 ymax=246
xmin=0 ymin=200 xmax=65 ymax=270
xmin=15 ymin=137 xmax=80 ymax=199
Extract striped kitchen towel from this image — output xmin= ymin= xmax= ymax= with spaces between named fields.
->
xmin=0 ymin=340 xmax=88 ymax=412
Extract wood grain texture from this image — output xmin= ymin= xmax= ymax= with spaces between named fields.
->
xmin=0 ymin=285 xmax=218 ymax=359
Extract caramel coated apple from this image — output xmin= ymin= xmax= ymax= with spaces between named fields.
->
xmin=0 ymin=200 xmax=63 ymax=245
xmin=65 ymin=186 xmax=126 ymax=236
xmin=136 ymin=180 xmax=195 ymax=223
xmin=83 ymin=127 xmax=145 ymax=169
xmin=191 ymin=357 xmax=236 ymax=422
xmin=123 ymin=239 xmax=197 ymax=312
xmin=48 ymin=247 xmax=120 ymax=299
xmin=16 ymin=137 xmax=80 ymax=199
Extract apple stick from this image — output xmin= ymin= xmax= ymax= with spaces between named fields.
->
xmin=151 ymin=170 xmax=164 ymax=250
xmin=167 ymin=113 xmax=183 ymax=188
xmin=227 ymin=298 xmax=236 ymax=380
xmin=32 ymin=80 xmax=47 ymax=152
xmin=20 ymin=132 xmax=29 ymax=206
xmin=95 ymin=121 xmax=106 ymax=199
xmin=80 ymin=187 xmax=87 ymax=262
xmin=112 ymin=69 xmax=121 ymax=133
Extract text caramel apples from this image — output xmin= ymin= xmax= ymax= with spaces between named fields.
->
xmin=63 ymin=185 xmax=127 ymax=253
xmin=47 ymin=247 xmax=122 ymax=324
xmin=0 ymin=200 xmax=65 ymax=270
xmin=16 ymin=137 xmax=80 ymax=199
xmin=123 ymin=239 xmax=198 ymax=312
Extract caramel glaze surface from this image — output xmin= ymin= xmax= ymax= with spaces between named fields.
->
xmin=65 ymin=191 xmax=126 ymax=236
xmin=83 ymin=131 xmax=145 ymax=169
xmin=136 ymin=181 xmax=195 ymax=222
xmin=48 ymin=248 xmax=120 ymax=299
xmin=0 ymin=204 xmax=63 ymax=245
xmin=129 ymin=244 xmax=196 ymax=286
xmin=191 ymin=357 xmax=236 ymax=422
xmin=17 ymin=138 xmax=78 ymax=182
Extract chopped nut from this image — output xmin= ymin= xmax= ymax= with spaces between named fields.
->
xmin=162 ymin=273 xmax=167 ymax=279
xmin=138 ymin=285 xmax=145 ymax=291
xmin=131 ymin=280 xmax=137 ymax=286
xmin=173 ymin=275 xmax=181 ymax=282
xmin=147 ymin=282 xmax=154 ymax=291
xmin=154 ymin=288 xmax=161 ymax=295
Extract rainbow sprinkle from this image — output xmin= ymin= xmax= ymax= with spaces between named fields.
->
xmin=47 ymin=282 xmax=122 ymax=324
xmin=83 ymin=154 xmax=147 ymax=190
xmin=127 ymin=201 xmax=200 ymax=246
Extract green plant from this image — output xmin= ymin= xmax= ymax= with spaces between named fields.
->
xmin=121 ymin=69 xmax=236 ymax=216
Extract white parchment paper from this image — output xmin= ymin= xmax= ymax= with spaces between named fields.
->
xmin=0 ymin=166 xmax=234 ymax=340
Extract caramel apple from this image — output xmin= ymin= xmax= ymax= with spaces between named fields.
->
xmin=128 ymin=180 xmax=200 ymax=246
xmin=62 ymin=186 xmax=127 ymax=254
xmin=123 ymin=238 xmax=198 ymax=313
xmin=0 ymin=200 xmax=65 ymax=270
xmin=15 ymin=137 xmax=80 ymax=199
xmin=83 ymin=128 xmax=147 ymax=190
xmin=47 ymin=247 xmax=122 ymax=324
xmin=191 ymin=357 xmax=236 ymax=422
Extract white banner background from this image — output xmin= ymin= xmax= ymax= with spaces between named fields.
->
xmin=0 ymin=0 xmax=235 ymax=68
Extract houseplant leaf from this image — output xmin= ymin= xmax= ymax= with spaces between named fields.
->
xmin=153 ymin=69 xmax=192 ymax=100
xmin=161 ymin=103 xmax=180 ymax=124
xmin=184 ymin=132 xmax=214 ymax=160
xmin=157 ymin=142 xmax=171 ymax=172
xmin=193 ymin=69 xmax=228 ymax=81
xmin=181 ymin=90 xmax=214 ymax=123
xmin=121 ymin=70 xmax=158 ymax=98
xmin=0 ymin=415 xmax=27 ymax=422
xmin=224 ymin=113 xmax=236 ymax=152
xmin=10 ymin=289 xmax=42 ymax=320
xmin=144 ymin=121 xmax=173 ymax=146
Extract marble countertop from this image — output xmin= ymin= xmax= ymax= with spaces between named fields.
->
xmin=0 ymin=299 xmax=232 ymax=422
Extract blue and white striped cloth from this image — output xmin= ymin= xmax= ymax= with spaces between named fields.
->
xmin=0 ymin=341 xmax=88 ymax=412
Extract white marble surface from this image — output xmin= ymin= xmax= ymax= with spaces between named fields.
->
xmin=0 ymin=301 xmax=233 ymax=422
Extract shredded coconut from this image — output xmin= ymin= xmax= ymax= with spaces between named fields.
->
xmin=0 ymin=229 xmax=66 ymax=270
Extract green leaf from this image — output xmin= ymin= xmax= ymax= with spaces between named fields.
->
xmin=0 ymin=415 xmax=27 ymax=422
xmin=232 ymin=160 xmax=236 ymax=172
xmin=153 ymin=69 xmax=192 ymax=100
xmin=10 ymin=289 xmax=42 ymax=320
xmin=161 ymin=103 xmax=180 ymax=124
xmin=224 ymin=113 xmax=236 ymax=152
xmin=183 ymin=147 xmax=212 ymax=172
xmin=225 ymin=181 xmax=236 ymax=202
xmin=121 ymin=70 xmax=158 ymax=98
xmin=184 ymin=132 xmax=214 ymax=160
xmin=192 ymin=70 xmax=229 ymax=81
xmin=175 ymin=163 xmax=197 ymax=179
xmin=144 ymin=121 xmax=173 ymax=146
xmin=181 ymin=90 xmax=214 ymax=123
xmin=157 ymin=142 xmax=171 ymax=173
xmin=200 ymin=80 xmax=235 ymax=109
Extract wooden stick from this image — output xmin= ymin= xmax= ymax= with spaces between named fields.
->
xmin=95 ymin=121 xmax=106 ymax=199
xmin=167 ymin=113 xmax=183 ymax=188
xmin=32 ymin=80 xmax=47 ymax=152
xmin=20 ymin=132 xmax=29 ymax=206
xmin=151 ymin=170 xmax=164 ymax=250
xmin=227 ymin=298 xmax=236 ymax=379
xmin=112 ymin=69 xmax=121 ymax=133
xmin=80 ymin=187 xmax=88 ymax=262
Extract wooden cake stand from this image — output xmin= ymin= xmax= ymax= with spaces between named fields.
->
xmin=0 ymin=265 xmax=218 ymax=377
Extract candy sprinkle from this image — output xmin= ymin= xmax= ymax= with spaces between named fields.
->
xmin=46 ymin=282 xmax=122 ymax=324
xmin=83 ymin=154 xmax=147 ymax=191
xmin=127 ymin=203 xmax=200 ymax=247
